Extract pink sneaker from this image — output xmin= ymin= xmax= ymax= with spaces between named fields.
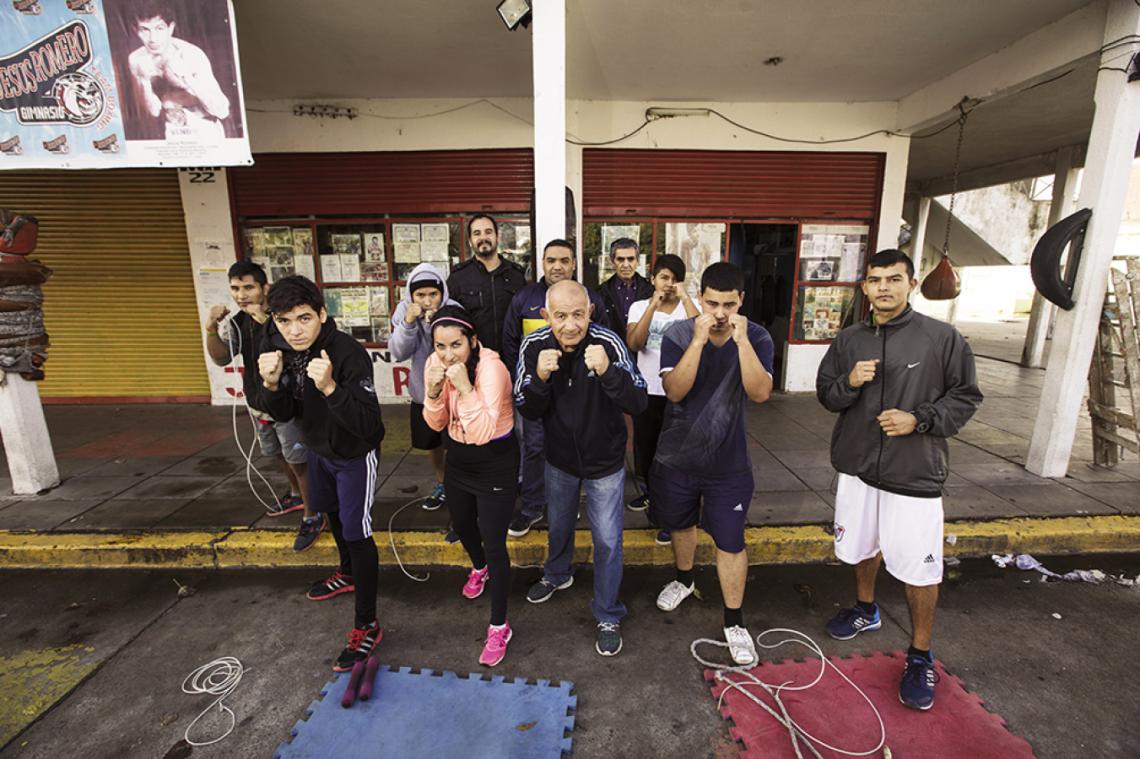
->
xmin=462 ymin=566 xmax=489 ymax=599
xmin=479 ymin=623 xmax=512 ymax=667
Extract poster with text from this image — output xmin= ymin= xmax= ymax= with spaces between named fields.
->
xmin=0 ymin=0 xmax=251 ymax=169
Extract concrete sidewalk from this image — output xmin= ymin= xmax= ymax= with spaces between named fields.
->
xmin=0 ymin=355 xmax=1136 ymax=568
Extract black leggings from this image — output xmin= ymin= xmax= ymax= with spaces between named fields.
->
xmin=446 ymin=482 xmax=514 ymax=625
xmin=633 ymin=394 xmax=668 ymax=484
xmin=444 ymin=434 xmax=518 ymax=627
xmin=328 ymin=510 xmax=379 ymax=628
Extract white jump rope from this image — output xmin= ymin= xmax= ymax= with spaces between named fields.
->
xmin=692 ymin=628 xmax=887 ymax=759
xmin=222 ymin=313 xmax=289 ymax=514
xmin=177 ymin=314 xmax=286 ymax=748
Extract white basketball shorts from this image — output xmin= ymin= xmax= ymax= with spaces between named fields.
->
xmin=832 ymin=473 xmax=944 ymax=586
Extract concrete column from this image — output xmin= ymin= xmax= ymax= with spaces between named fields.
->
xmin=1027 ymin=0 xmax=1140 ymax=477
xmin=1021 ymin=147 xmax=1078 ymax=367
xmin=0 ymin=374 xmax=60 ymax=494
xmin=912 ymin=196 xmax=933 ymax=276
xmin=532 ymin=0 xmax=567 ymax=247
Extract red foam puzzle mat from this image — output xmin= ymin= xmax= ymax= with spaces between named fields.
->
xmin=705 ymin=650 xmax=1036 ymax=759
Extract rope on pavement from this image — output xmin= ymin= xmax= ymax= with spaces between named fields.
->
xmin=692 ymin=628 xmax=886 ymax=759
xmin=181 ymin=656 xmax=243 ymax=747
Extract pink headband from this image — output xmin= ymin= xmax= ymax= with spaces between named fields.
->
xmin=433 ymin=316 xmax=474 ymax=330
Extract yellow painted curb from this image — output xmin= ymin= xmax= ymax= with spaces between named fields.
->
xmin=0 ymin=516 xmax=1137 ymax=570
xmin=0 ymin=531 xmax=223 ymax=569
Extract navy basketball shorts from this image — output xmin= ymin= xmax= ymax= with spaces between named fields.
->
xmin=649 ymin=461 xmax=754 ymax=553
xmin=306 ymin=449 xmax=378 ymax=541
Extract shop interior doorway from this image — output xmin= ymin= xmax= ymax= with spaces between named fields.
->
xmin=731 ymin=223 xmax=798 ymax=386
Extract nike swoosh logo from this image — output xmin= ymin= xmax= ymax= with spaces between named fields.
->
xmin=492 ymin=487 xmax=503 ymax=492
xmin=907 ymin=362 xmax=921 ymax=369
xmin=527 ymin=305 xmax=541 ymax=311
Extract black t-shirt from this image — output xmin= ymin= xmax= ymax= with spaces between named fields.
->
xmin=226 ymin=311 xmax=268 ymax=412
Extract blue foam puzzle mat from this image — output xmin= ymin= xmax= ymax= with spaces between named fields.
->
xmin=275 ymin=665 xmax=576 ymax=758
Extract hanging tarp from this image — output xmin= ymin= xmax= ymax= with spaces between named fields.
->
xmin=0 ymin=0 xmax=251 ymax=169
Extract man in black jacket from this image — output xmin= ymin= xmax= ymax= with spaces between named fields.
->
xmin=816 ymin=249 xmax=982 ymax=712
xmin=515 ymin=280 xmax=648 ymax=657
xmin=447 ymin=215 xmax=528 ymax=353
xmin=257 ymin=276 xmax=386 ymax=673
xmin=599 ymin=237 xmax=652 ymax=345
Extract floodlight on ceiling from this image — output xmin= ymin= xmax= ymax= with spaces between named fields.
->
xmin=497 ymin=0 xmax=532 ymax=30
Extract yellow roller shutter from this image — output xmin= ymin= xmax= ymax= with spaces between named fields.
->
xmin=0 ymin=169 xmax=208 ymax=400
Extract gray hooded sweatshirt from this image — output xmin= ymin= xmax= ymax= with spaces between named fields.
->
xmin=389 ymin=262 xmax=459 ymax=404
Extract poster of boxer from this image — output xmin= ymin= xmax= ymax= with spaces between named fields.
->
xmin=0 ymin=0 xmax=251 ymax=168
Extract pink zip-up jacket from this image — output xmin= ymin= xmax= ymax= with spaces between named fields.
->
xmin=422 ymin=348 xmax=514 ymax=445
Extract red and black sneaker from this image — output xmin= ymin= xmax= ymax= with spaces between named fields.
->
xmin=334 ymin=621 xmax=382 ymax=672
xmin=306 ymin=570 xmax=355 ymax=601
xmin=268 ymin=492 xmax=305 ymax=518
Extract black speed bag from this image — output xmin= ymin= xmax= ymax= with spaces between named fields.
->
xmin=1029 ymin=207 xmax=1091 ymax=311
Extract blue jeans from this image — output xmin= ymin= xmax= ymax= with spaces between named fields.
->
xmin=543 ymin=462 xmax=627 ymax=624
xmin=517 ymin=413 xmax=545 ymax=520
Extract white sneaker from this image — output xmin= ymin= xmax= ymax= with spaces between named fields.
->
xmin=656 ymin=580 xmax=695 ymax=612
xmin=724 ymin=625 xmax=757 ymax=667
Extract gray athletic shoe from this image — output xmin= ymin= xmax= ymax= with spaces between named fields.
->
xmin=526 ymin=576 xmax=573 ymax=604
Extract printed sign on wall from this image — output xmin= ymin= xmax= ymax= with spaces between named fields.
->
xmin=1 ymin=0 xmax=251 ymax=168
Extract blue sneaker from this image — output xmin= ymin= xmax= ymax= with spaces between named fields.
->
xmin=422 ymin=482 xmax=446 ymax=511
xmin=824 ymin=605 xmax=882 ymax=640
xmin=899 ymin=652 xmax=938 ymax=710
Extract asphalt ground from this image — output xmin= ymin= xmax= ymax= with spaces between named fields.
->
xmin=1 ymin=556 xmax=1138 ymax=758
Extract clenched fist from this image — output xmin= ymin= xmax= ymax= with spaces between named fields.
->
xmin=848 ymin=359 xmax=879 ymax=388
xmin=306 ymin=350 xmax=336 ymax=396
xmin=583 ymin=344 xmax=610 ymax=376
xmin=878 ymin=408 xmax=917 ymax=437
xmin=206 ymin=304 xmax=229 ymax=329
xmin=426 ymin=363 xmax=446 ymax=399
xmin=258 ymin=350 xmax=283 ymax=390
xmin=729 ymin=313 xmax=749 ymax=344
xmin=404 ymin=302 xmax=423 ymax=325
xmin=536 ymin=348 xmax=561 ymax=382
xmin=692 ymin=313 xmax=716 ymax=345
xmin=445 ymin=362 xmax=472 ymax=395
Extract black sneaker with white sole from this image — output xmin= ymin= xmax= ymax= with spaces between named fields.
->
xmin=526 ymin=576 xmax=573 ymax=603
xmin=293 ymin=513 xmax=325 ymax=552
xmin=626 ymin=494 xmax=649 ymax=512
xmin=508 ymin=513 xmax=542 ymax=538
xmin=595 ymin=622 xmax=622 ymax=656
xmin=334 ymin=621 xmax=382 ymax=672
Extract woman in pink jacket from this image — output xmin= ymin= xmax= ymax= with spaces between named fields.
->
xmin=422 ymin=305 xmax=518 ymax=666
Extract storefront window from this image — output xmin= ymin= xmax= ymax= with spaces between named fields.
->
xmin=790 ymin=223 xmax=870 ymax=342
xmin=240 ymin=214 xmax=533 ymax=348
xmin=660 ymin=221 xmax=727 ymax=302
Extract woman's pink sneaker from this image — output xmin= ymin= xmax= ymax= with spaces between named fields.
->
xmin=462 ymin=566 xmax=489 ymax=599
xmin=479 ymin=622 xmax=512 ymax=667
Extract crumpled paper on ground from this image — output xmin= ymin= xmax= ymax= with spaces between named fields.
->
xmin=990 ymin=553 xmax=1137 ymax=586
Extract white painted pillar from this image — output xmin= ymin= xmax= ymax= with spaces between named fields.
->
xmin=532 ymin=0 xmax=567 ymax=247
xmin=912 ymin=196 xmax=933 ymax=275
xmin=1027 ymin=0 xmax=1140 ymax=477
xmin=0 ymin=374 xmax=60 ymax=494
xmin=1021 ymin=147 xmax=1079 ymax=367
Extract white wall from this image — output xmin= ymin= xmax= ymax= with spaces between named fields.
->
xmin=186 ymin=96 xmax=909 ymax=401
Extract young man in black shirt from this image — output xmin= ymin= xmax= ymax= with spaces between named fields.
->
xmin=203 ymin=261 xmax=323 ymax=551
xmin=257 ymin=275 xmax=386 ymax=671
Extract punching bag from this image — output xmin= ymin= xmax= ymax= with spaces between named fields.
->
xmin=921 ymin=254 xmax=961 ymax=301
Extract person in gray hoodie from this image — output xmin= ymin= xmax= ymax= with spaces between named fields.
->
xmin=815 ymin=248 xmax=982 ymax=713
xmin=389 ymin=263 xmax=459 ymax=512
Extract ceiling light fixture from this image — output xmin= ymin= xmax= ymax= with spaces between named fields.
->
xmin=497 ymin=0 xmax=532 ymax=30
xmin=646 ymin=107 xmax=712 ymax=120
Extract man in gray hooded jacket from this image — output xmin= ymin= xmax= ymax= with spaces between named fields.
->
xmin=389 ymin=263 xmax=459 ymax=512
xmin=815 ymin=248 xmax=982 ymax=713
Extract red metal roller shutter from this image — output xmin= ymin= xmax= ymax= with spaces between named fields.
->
xmin=229 ymin=149 xmax=534 ymax=217
xmin=583 ymin=149 xmax=884 ymax=219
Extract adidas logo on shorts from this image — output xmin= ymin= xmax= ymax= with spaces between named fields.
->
xmin=923 ymin=554 xmax=936 ymax=564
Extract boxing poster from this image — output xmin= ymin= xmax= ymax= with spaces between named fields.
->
xmin=0 ymin=0 xmax=251 ymax=169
